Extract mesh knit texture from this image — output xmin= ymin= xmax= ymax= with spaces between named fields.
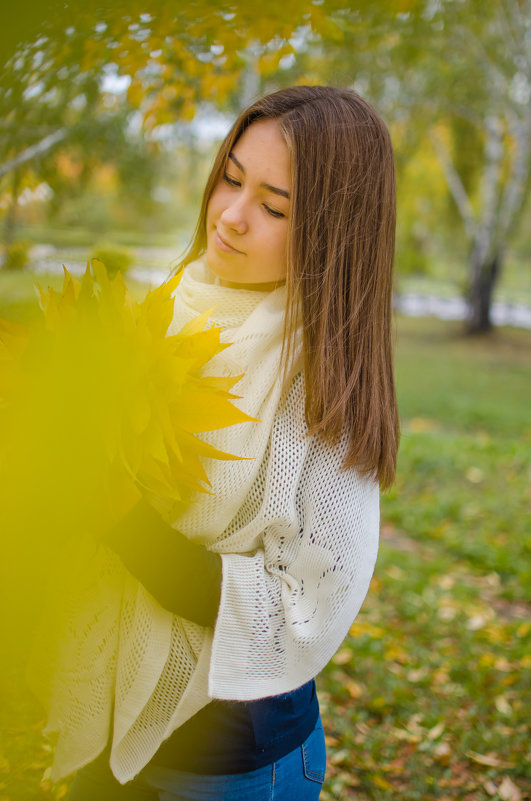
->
xmin=29 ymin=259 xmax=380 ymax=784
xmin=209 ymin=373 xmax=380 ymax=699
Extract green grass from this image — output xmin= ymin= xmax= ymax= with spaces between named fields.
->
xmin=0 ymin=269 xmax=152 ymax=325
xmin=13 ymin=224 xmax=187 ymax=250
xmin=0 ymin=282 xmax=530 ymax=800
xmin=319 ymin=316 xmax=531 ymax=800
xmin=319 ymin=543 xmax=530 ymax=800
xmin=0 ymin=271 xmax=62 ymax=324
xmin=394 ymin=317 xmax=531 ymax=435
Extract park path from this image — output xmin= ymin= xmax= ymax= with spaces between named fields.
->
xmin=29 ymin=244 xmax=531 ymax=330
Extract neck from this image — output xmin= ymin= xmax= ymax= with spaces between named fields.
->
xmin=218 ymin=278 xmax=286 ymax=292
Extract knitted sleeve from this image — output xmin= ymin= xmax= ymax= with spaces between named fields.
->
xmin=103 ymin=498 xmax=222 ymax=628
xmin=208 ymin=375 xmax=380 ymax=701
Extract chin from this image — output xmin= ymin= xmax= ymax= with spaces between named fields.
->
xmin=205 ymin=249 xmax=236 ymax=283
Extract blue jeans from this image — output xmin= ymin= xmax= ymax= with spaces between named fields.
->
xmin=68 ymin=717 xmax=326 ymax=800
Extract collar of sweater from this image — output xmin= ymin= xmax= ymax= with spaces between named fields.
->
xmin=168 ymin=256 xmax=288 ymax=338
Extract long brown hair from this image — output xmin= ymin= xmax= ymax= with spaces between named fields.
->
xmin=180 ymin=86 xmax=399 ymax=488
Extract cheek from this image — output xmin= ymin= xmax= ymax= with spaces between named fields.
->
xmin=206 ymin=201 xmax=214 ymax=227
xmin=206 ymin=187 xmax=223 ymax=224
xmin=274 ymin=227 xmax=288 ymax=258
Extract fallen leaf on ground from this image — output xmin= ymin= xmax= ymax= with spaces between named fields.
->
xmin=499 ymin=776 xmax=522 ymax=801
xmin=495 ymin=695 xmax=512 ymax=715
xmin=428 ymin=722 xmax=445 ymax=740
xmin=373 ymin=775 xmax=393 ymax=790
xmin=332 ymin=649 xmax=352 ymax=665
xmin=466 ymin=751 xmax=514 ymax=768
xmin=345 ymin=680 xmax=364 ymax=698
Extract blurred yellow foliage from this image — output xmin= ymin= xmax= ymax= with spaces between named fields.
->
xmin=350 ymin=622 xmax=386 ymax=638
xmin=0 ymin=263 xmax=254 ymax=631
xmin=0 ymin=262 xmax=257 ymax=798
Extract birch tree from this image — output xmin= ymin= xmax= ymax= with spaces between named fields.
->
xmin=390 ymin=0 xmax=531 ymax=333
xmin=425 ymin=0 xmax=531 ymax=333
xmin=291 ymin=0 xmax=531 ymax=333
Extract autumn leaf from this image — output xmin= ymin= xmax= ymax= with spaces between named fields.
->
xmin=496 ymin=777 xmax=523 ymax=801
xmin=0 ymin=262 xmax=254 ymax=549
xmin=372 ymin=774 xmax=393 ymax=790
xmin=466 ymin=751 xmax=515 ymax=769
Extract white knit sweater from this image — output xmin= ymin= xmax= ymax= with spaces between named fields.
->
xmin=29 ymin=259 xmax=380 ymax=784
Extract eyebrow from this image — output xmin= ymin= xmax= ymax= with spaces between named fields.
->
xmin=228 ymin=152 xmax=290 ymax=199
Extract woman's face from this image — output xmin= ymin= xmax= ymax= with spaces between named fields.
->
xmin=205 ymin=118 xmax=291 ymax=290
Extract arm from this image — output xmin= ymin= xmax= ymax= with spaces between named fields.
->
xmin=206 ymin=381 xmax=380 ymax=701
xmin=103 ymin=498 xmax=222 ymax=628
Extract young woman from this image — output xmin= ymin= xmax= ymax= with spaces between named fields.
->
xmin=50 ymin=84 xmax=398 ymax=800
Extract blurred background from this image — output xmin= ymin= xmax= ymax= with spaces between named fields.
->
xmin=0 ymin=1 xmax=529 ymax=800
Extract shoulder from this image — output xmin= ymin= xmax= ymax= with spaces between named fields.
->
xmin=268 ymin=372 xmax=308 ymax=458
xmin=276 ymin=371 xmax=306 ymax=422
xmin=272 ymin=372 xmax=379 ymax=494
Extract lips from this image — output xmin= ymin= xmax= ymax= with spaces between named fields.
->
xmin=215 ymin=229 xmax=243 ymax=255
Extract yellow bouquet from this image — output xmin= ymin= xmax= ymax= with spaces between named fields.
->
xmin=0 ymin=262 xmax=251 ymax=653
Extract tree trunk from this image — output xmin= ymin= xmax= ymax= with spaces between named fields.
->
xmin=2 ymin=169 xmax=21 ymax=250
xmin=466 ymin=249 xmax=501 ymax=334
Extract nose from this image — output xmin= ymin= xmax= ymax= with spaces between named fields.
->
xmin=219 ymin=196 xmax=248 ymax=234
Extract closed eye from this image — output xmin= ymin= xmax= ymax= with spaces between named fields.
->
xmin=264 ymin=205 xmax=285 ymax=218
xmin=223 ymin=173 xmax=286 ymax=219
xmin=223 ymin=173 xmax=241 ymax=187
